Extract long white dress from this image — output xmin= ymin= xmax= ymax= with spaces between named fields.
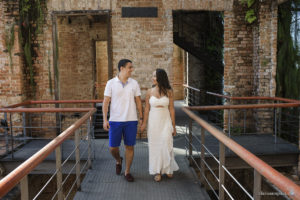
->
xmin=147 ymin=96 xmax=179 ymax=175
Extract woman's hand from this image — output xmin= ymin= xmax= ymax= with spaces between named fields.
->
xmin=140 ymin=123 xmax=147 ymax=132
xmin=172 ymin=127 xmax=176 ymax=136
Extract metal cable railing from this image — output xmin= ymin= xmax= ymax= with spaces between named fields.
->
xmin=0 ymin=100 xmax=102 ymax=199
xmin=183 ymin=84 xmax=300 ymax=145
xmin=183 ymin=103 xmax=300 ymax=200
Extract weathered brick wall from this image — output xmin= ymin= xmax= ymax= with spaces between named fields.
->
xmin=253 ymin=1 xmax=278 ymax=133
xmin=0 ymin=0 xmax=279 ymax=137
xmin=223 ymin=0 xmax=278 ymax=133
xmin=254 ymin=1 xmax=278 ymax=97
xmin=172 ymin=44 xmax=185 ymax=100
xmin=0 ymin=1 xmax=23 ymax=107
xmin=224 ymin=1 xmax=254 ymax=97
xmin=44 ymin=0 xmax=234 ymax=100
xmin=56 ymin=15 xmax=107 ymax=101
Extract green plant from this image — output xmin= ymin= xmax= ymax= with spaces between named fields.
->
xmin=277 ymin=0 xmax=300 ymax=100
xmin=240 ymin=0 xmax=257 ymax=24
xmin=4 ymin=23 xmax=15 ymax=73
xmin=19 ymin=0 xmax=45 ymax=93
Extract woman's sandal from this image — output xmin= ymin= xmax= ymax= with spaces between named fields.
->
xmin=166 ymin=174 xmax=173 ymax=178
xmin=154 ymin=174 xmax=161 ymax=182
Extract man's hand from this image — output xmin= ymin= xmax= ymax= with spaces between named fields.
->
xmin=103 ymin=120 xmax=110 ymax=131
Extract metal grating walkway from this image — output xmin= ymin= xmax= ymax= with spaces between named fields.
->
xmin=74 ymin=139 xmax=210 ymax=200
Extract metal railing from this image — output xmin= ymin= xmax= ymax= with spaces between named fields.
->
xmin=0 ymin=100 xmax=103 ymax=158
xmin=0 ymin=100 xmax=102 ymax=199
xmin=183 ymin=84 xmax=300 ymax=145
xmin=183 ymin=102 xmax=300 ymax=200
xmin=183 ymin=84 xmax=201 ymax=106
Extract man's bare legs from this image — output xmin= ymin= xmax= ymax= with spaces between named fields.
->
xmin=110 ymin=145 xmax=134 ymax=174
xmin=110 ymin=147 xmax=122 ymax=164
xmin=125 ymin=145 xmax=134 ymax=175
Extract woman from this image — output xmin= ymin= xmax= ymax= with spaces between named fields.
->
xmin=141 ymin=68 xmax=179 ymax=182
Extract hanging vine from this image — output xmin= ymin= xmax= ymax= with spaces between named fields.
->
xmin=19 ymin=0 xmax=45 ymax=93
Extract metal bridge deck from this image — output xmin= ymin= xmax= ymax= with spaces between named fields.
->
xmin=73 ymin=139 xmax=210 ymax=200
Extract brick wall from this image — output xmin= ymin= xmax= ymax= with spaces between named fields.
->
xmin=253 ymin=1 xmax=278 ymax=133
xmin=224 ymin=1 xmax=255 ymax=97
xmin=222 ymin=0 xmax=278 ymax=133
xmin=0 ymin=1 xmax=23 ymax=107
xmin=0 ymin=0 xmax=279 ymax=137
xmin=172 ymin=44 xmax=185 ymax=100
xmin=56 ymin=15 xmax=107 ymax=101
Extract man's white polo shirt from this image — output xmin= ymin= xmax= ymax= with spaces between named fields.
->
xmin=104 ymin=76 xmax=141 ymax=122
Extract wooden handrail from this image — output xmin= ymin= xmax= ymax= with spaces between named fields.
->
xmin=0 ymin=108 xmax=96 ymax=198
xmin=182 ymin=107 xmax=300 ymax=200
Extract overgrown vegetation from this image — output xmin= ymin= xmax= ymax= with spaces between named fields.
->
xmin=277 ymin=0 xmax=300 ymax=100
xmin=277 ymin=0 xmax=300 ymax=144
xmin=19 ymin=0 xmax=45 ymax=94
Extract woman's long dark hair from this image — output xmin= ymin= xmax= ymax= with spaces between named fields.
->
xmin=156 ymin=68 xmax=172 ymax=97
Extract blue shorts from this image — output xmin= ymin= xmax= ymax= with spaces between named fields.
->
xmin=109 ymin=121 xmax=138 ymax=147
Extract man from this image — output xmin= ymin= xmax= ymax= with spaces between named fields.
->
xmin=103 ymin=59 xmax=143 ymax=182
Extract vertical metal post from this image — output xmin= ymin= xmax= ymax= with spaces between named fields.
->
xmin=59 ymin=113 xmax=63 ymax=158
xmin=243 ymin=109 xmax=246 ymax=134
xmin=4 ymin=112 xmax=9 ymax=154
xmin=228 ymin=109 xmax=231 ymax=137
xmin=185 ymin=124 xmax=188 ymax=157
xmin=10 ymin=114 xmax=14 ymax=159
xmin=28 ymin=112 xmax=32 ymax=138
xmin=200 ymin=127 xmax=205 ymax=186
xmin=193 ymin=90 xmax=196 ymax=106
xmin=55 ymin=146 xmax=63 ymax=200
xmin=20 ymin=175 xmax=29 ymax=200
xmin=278 ymin=107 xmax=282 ymax=139
xmin=219 ymin=142 xmax=225 ymax=200
xmin=75 ymin=130 xmax=81 ymax=190
xmin=22 ymin=112 xmax=26 ymax=144
xmin=40 ymin=104 xmax=42 ymax=133
xmin=188 ymin=119 xmax=193 ymax=166
xmin=198 ymin=90 xmax=200 ymax=106
xmin=274 ymin=107 xmax=277 ymax=144
xmin=87 ymin=118 xmax=92 ymax=169
xmin=253 ymin=169 xmax=262 ymax=200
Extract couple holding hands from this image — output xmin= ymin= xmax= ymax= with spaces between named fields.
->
xmin=102 ymin=59 xmax=179 ymax=182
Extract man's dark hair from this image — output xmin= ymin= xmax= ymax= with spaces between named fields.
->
xmin=118 ymin=59 xmax=132 ymax=71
